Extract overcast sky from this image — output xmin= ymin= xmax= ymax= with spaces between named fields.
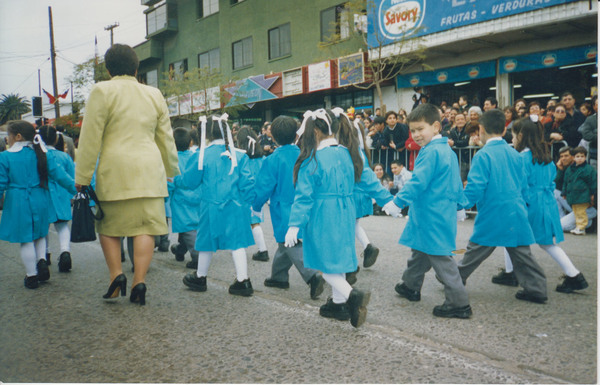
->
xmin=0 ymin=1 xmax=147 ymax=103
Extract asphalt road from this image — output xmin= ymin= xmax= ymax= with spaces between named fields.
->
xmin=0 ymin=211 xmax=596 ymax=383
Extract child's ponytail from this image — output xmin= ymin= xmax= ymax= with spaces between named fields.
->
xmin=330 ymin=108 xmax=363 ymax=183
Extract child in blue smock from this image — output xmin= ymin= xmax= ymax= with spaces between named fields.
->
xmin=252 ymin=115 xmax=325 ymax=299
xmin=237 ymin=125 xmax=269 ymax=262
xmin=285 ymin=109 xmax=374 ymax=328
xmin=168 ymin=128 xmax=202 ymax=269
xmin=457 ymin=109 xmax=548 ymax=304
xmin=386 ymin=104 xmax=472 ymax=319
xmin=38 ymin=125 xmax=76 ymax=273
xmin=497 ymin=118 xmax=587 ymax=293
xmin=178 ymin=115 xmax=256 ymax=297
xmin=0 ymin=121 xmax=76 ymax=289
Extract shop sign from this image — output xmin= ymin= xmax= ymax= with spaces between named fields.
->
xmin=368 ymin=0 xmax=580 ymax=48
xmin=338 ymin=53 xmax=365 ymax=87
xmin=308 ymin=61 xmax=333 ymax=93
xmin=192 ymin=87 xmax=221 ymax=113
xmin=499 ymin=45 xmax=597 ymax=74
xmin=282 ymin=68 xmax=303 ymax=96
xmin=397 ymin=60 xmax=495 ymax=88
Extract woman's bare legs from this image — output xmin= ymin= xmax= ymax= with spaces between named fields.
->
xmin=132 ymin=234 xmax=155 ymax=287
xmin=99 ymin=235 xmax=123 ymax=281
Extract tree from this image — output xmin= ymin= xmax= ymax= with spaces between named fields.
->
xmin=68 ymin=58 xmax=110 ymax=110
xmin=319 ymin=0 xmax=430 ymax=112
xmin=0 ymin=93 xmax=31 ymax=124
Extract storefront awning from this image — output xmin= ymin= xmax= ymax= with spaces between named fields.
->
xmin=397 ymin=60 xmax=495 ymax=88
xmin=499 ymin=44 xmax=597 ymax=74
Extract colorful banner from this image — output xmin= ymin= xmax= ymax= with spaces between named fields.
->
xmin=225 ymin=75 xmax=279 ymax=107
xmin=397 ymin=60 xmax=496 ymax=88
xmin=338 ymin=53 xmax=365 ymax=87
xmin=368 ymin=0 xmax=580 ymax=48
xmin=499 ymin=45 xmax=597 ymax=74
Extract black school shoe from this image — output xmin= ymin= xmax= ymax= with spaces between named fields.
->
xmin=347 ymin=289 xmax=371 ymax=328
xmin=229 ymin=279 xmax=253 ymax=296
xmin=186 ymin=259 xmax=198 ymax=269
xmin=264 ymin=278 xmax=290 ymax=289
xmin=394 ymin=282 xmax=420 ymax=301
xmin=45 ymin=252 xmax=51 ymax=265
xmin=346 ymin=267 xmax=359 ymax=285
xmin=556 ymin=273 xmax=588 ymax=293
xmin=491 ymin=268 xmax=518 ymax=286
xmin=252 ymin=250 xmax=269 ymax=262
xmin=515 ymin=290 xmax=547 ymax=304
xmin=58 ymin=251 xmax=72 ymax=272
xmin=24 ymin=275 xmax=39 ymax=289
xmin=37 ymin=259 xmax=50 ymax=282
xmin=319 ymin=298 xmax=350 ymax=321
xmin=362 ymin=244 xmax=379 ymax=268
xmin=170 ymin=243 xmax=185 ymax=262
xmin=433 ymin=304 xmax=472 ymax=319
xmin=308 ymin=274 xmax=325 ymax=299
xmin=183 ymin=273 xmax=207 ymax=292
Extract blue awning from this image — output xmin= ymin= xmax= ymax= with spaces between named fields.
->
xmin=397 ymin=60 xmax=496 ymax=88
xmin=499 ymin=45 xmax=597 ymax=74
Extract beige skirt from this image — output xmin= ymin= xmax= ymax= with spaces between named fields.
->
xmin=96 ymin=197 xmax=167 ymax=237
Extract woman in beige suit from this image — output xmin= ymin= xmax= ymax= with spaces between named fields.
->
xmin=75 ymin=44 xmax=180 ymax=305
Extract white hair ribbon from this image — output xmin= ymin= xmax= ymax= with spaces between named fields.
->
xmin=295 ymin=110 xmax=315 ymax=143
xmin=313 ymin=108 xmax=332 ymax=135
xmin=33 ymin=134 xmax=47 ymax=153
xmin=247 ymin=136 xmax=256 ymax=156
xmin=353 ymin=118 xmax=365 ymax=150
xmin=332 ymin=107 xmax=364 ymax=149
xmin=213 ymin=113 xmax=237 ymax=175
xmin=198 ymin=116 xmax=207 ymax=170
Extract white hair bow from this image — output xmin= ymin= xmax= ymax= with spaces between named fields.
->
xmin=332 ymin=107 xmax=364 ymax=150
xmin=247 ymin=136 xmax=256 ymax=156
xmin=353 ymin=118 xmax=365 ymax=150
xmin=198 ymin=115 xmax=207 ymax=170
xmin=295 ymin=109 xmax=331 ymax=143
xmin=212 ymin=113 xmax=237 ymax=175
xmin=33 ymin=134 xmax=47 ymax=153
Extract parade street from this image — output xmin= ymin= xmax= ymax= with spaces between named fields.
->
xmin=0 ymin=212 xmax=596 ymax=384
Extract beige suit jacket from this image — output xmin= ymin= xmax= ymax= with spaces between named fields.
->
xmin=75 ymin=75 xmax=180 ymax=201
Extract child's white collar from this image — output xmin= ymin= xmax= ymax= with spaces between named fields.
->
xmin=208 ymin=139 xmax=225 ymax=147
xmin=317 ymin=138 xmax=338 ymax=150
xmin=7 ymin=141 xmax=31 ymax=153
xmin=486 ymin=136 xmax=503 ymax=144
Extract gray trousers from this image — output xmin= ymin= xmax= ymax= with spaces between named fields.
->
xmin=177 ymin=230 xmax=199 ymax=260
xmin=458 ymin=241 xmax=547 ymax=298
xmin=271 ymin=242 xmax=319 ymax=284
xmin=402 ymin=249 xmax=469 ymax=308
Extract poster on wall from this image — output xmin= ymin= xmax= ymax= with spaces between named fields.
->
xmin=179 ymin=93 xmax=192 ymax=115
xmin=338 ymin=53 xmax=364 ymax=87
xmin=282 ymin=68 xmax=303 ymax=96
xmin=308 ymin=61 xmax=332 ymax=93
xmin=167 ymin=96 xmax=179 ymax=117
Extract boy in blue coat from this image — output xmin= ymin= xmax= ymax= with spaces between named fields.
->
xmin=457 ymin=109 xmax=548 ymax=303
xmin=252 ymin=116 xmax=325 ymax=299
xmin=390 ymin=103 xmax=472 ymax=319
xmin=168 ymin=128 xmax=201 ymax=269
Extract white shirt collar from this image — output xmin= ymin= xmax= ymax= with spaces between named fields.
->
xmin=486 ymin=136 xmax=503 ymax=144
xmin=7 ymin=141 xmax=31 ymax=153
xmin=432 ymin=134 xmax=442 ymax=141
xmin=208 ymin=139 xmax=225 ymax=147
xmin=317 ymin=137 xmax=338 ymax=151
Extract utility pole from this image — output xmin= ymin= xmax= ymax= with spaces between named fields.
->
xmin=48 ymin=6 xmax=60 ymax=119
xmin=105 ymin=22 xmax=119 ymax=46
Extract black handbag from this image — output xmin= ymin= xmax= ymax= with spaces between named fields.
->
xmin=70 ymin=185 xmax=104 ymax=243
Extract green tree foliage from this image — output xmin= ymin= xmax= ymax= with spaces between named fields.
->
xmin=68 ymin=58 xmax=110 ymax=107
xmin=0 ymin=93 xmax=31 ymax=124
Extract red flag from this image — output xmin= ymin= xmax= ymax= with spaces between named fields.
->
xmin=43 ymin=88 xmax=57 ymax=104
xmin=58 ymin=88 xmax=69 ymax=99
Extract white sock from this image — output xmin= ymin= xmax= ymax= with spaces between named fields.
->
xmin=34 ymin=238 xmax=46 ymax=261
xmin=503 ymin=248 xmax=514 ymax=273
xmin=54 ymin=221 xmax=71 ymax=252
xmin=322 ymin=273 xmax=352 ymax=304
xmin=196 ymin=251 xmax=213 ymax=277
xmin=20 ymin=242 xmax=38 ymax=276
xmin=252 ymin=226 xmax=267 ymax=252
xmin=355 ymin=220 xmax=370 ymax=249
xmin=231 ymin=248 xmax=248 ymax=281
xmin=539 ymin=244 xmax=580 ymax=277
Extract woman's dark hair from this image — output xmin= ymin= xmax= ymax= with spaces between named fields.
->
xmin=104 ymin=44 xmax=139 ymax=77
xmin=189 ymin=125 xmax=199 ymax=145
xmin=6 ymin=120 xmax=48 ymax=188
xmin=384 ymin=110 xmax=398 ymax=121
xmin=372 ymin=163 xmax=390 ymax=182
xmin=331 ymin=109 xmax=363 ymax=182
xmin=503 ymin=106 xmax=517 ymax=122
xmin=293 ymin=112 xmax=331 ymax=184
xmin=237 ymin=125 xmax=263 ymax=159
xmin=270 ymin=115 xmax=297 ymax=145
xmin=173 ymin=127 xmax=191 ymax=152
xmin=513 ymin=118 xmax=551 ymax=165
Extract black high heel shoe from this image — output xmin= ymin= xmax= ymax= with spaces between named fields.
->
xmin=130 ymin=283 xmax=146 ymax=306
xmin=102 ymin=274 xmax=127 ymax=299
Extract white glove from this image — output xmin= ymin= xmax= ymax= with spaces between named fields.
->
xmin=284 ymin=226 xmax=300 ymax=247
xmin=382 ymin=201 xmax=402 ymax=218
xmin=456 ymin=209 xmax=467 ymax=222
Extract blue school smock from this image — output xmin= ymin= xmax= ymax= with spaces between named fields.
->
xmin=521 ymin=149 xmax=564 ymax=245
xmin=354 ymin=148 xmax=393 ymax=218
xmin=393 ymin=136 xmax=466 ymax=256
xmin=46 ymin=147 xmax=75 ymax=222
xmin=288 ymin=142 xmax=357 ymax=274
xmin=0 ymin=144 xmax=75 ymax=243
xmin=248 ymin=156 xmax=265 ymax=225
xmin=463 ymin=138 xmax=535 ymax=247
xmin=168 ymin=149 xmax=202 ymax=233
xmin=252 ymin=144 xmax=300 ymax=243
xmin=175 ymin=141 xmax=255 ymax=252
